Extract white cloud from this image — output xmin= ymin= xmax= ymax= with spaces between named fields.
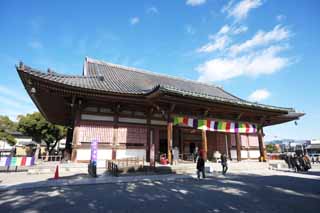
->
xmin=0 ymin=85 xmax=37 ymax=121
xmin=229 ymin=25 xmax=290 ymax=56
xmin=0 ymin=85 xmax=32 ymax=104
xmin=147 ymin=7 xmax=159 ymax=14
xmin=130 ymin=17 xmax=140 ymax=25
xmin=216 ymin=25 xmax=248 ymax=36
xmin=276 ymin=14 xmax=286 ymax=21
xmin=197 ymin=35 xmax=229 ymax=53
xmin=186 ymin=25 xmax=196 ymax=35
xmin=223 ymin=0 xmax=263 ymax=21
xmin=186 ymin=0 xmax=206 ymax=6
xmin=28 ymin=41 xmax=43 ymax=49
xmin=248 ymin=89 xmax=270 ymax=102
xmin=197 ymin=24 xmax=247 ymax=53
xmin=197 ymin=45 xmax=290 ymax=82
xmin=233 ymin=25 xmax=248 ymax=34
xmin=217 ymin=25 xmax=231 ymax=35
xmin=0 ymin=107 xmax=37 ymax=121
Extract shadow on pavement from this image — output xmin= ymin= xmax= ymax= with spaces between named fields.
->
xmin=0 ymin=172 xmax=319 ymax=213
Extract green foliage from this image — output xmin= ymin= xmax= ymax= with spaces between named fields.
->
xmin=18 ymin=112 xmax=67 ymax=152
xmin=266 ymin=143 xmax=278 ymax=153
xmin=0 ymin=115 xmax=17 ymax=145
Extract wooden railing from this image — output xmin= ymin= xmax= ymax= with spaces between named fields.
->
xmin=107 ymin=161 xmax=119 ymax=176
xmin=159 ymin=153 xmax=195 ymax=161
xmin=106 ymin=157 xmax=145 ymax=176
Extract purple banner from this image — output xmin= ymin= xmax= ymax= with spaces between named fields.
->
xmin=90 ymin=139 xmax=98 ymax=162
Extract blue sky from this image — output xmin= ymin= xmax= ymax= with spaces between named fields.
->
xmin=0 ymin=0 xmax=319 ymax=141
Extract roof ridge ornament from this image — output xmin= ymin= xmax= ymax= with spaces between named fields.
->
xmin=19 ymin=61 xmax=24 ymax=70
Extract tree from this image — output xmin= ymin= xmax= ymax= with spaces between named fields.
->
xmin=266 ymin=143 xmax=278 ymax=153
xmin=18 ymin=112 xmax=67 ymax=154
xmin=0 ymin=115 xmax=17 ymax=146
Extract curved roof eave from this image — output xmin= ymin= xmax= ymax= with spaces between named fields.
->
xmin=16 ymin=63 xmax=301 ymax=116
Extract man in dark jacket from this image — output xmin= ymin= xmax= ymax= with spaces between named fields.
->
xmin=197 ymin=155 xmax=205 ymax=179
xmin=221 ymin=153 xmax=228 ymax=175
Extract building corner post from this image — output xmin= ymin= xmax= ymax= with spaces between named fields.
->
xmin=167 ymin=116 xmax=173 ymax=164
xmin=201 ymin=129 xmax=208 ymax=160
xmin=235 ymin=133 xmax=241 ymax=161
xmin=258 ymin=127 xmax=266 ymax=162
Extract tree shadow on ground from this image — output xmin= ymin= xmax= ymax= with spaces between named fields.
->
xmin=0 ymin=172 xmax=320 ymax=213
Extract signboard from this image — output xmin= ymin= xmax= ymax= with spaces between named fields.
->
xmin=150 ymin=143 xmax=155 ymax=167
xmin=90 ymin=139 xmax=98 ymax=164
xmin=150 ymin=130 xmax=155 ymax=168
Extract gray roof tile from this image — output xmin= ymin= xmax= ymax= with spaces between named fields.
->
xmin=17 ymin=57 xmax=297 ymax=113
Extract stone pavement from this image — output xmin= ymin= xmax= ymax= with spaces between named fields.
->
xmin=0 ymin=172 xmax=194 ymax=191
xmin=1 ymin=164 xmax=320 ymax=191
xmin=1 ymin=169 xmax=320 ymax=213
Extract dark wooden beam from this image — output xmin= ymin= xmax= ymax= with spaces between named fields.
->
xmin=169 ymin=103 xmax=176 ymax=113
xmin=236 ymin=112 xmax=244 ymax=120
xmin=235 ymin=133 xmax=241 ymax=161
xmin=167 ymin=115 xmax=173 ymax=164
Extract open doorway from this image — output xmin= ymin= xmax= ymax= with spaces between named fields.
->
xmin=159 ymin=139 xmax=168 ymax=156
xmin=189 ymin=142 xmax=196 ymax=155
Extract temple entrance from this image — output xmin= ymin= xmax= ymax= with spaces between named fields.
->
xmin=159 ymin=139 xmax=168 ymax=156
xmin=189 ymin=143 xmax=195 ymax=155
xmin=158 ymin=129 xmax=168 ymax=159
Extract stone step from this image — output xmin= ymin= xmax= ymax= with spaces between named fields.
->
xmin=28 ymin=161 xmax=270 ymax=174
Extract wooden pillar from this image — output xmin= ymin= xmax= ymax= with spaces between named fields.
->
xmin=258 ymin=127 xmax=266 ymax=162
xmin=112 ymin=105 xmax=119 ymax=160
xmin=71 ymin=109 xmax=81 ymax=162
xmin=154 ymin=128 xmax=160 ymax=161
xmin=235 ymin=133 xmax=241 ymax=161
xmin=146 ymin=112 xmax=151 ymax=162
xmin=167 ymin=120 xmax=173 ymax=164
xmin=227 ymin=134 xmax=232 ymax=160
xmin=180 ymin=129 xmax=184 ymax=160
xmin=64 ymin=127 xmax=73 ymax=161
xmin=201 ymin=129 xmax=208 ymax=160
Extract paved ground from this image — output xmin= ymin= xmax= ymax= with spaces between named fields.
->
xmin=1 ymin=170 xmax=320 ymax=213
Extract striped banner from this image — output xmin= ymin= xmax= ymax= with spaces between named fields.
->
xmin=173 ymin=116 xmax=257 ymax=133
xmin=0 ymin=157 xmax=35 ymax=167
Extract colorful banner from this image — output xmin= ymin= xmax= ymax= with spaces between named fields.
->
xmin=174 ymin=116 xmax=257 ymax=133
xmin=0 ymin=157 xmax=35 ymax=167
xmin=90 ymin=139 xmax=98 ymax=163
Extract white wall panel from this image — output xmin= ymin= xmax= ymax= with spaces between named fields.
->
xmin=116 ymin=149 xmax=146 ymax=160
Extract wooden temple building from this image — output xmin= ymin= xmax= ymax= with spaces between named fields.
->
xmin=16 ymin=57 xmax=304 ymax=163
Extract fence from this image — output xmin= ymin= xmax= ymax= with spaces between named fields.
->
xmin=106 ymin=157 xmax=145 ymax=176
xmin=159 ymin=153 xmax=195 ymax=162
xmin=40 ymin=155 xmax=63 ymax=162
xmin=107 ymin=161 xmax=118 ymax=176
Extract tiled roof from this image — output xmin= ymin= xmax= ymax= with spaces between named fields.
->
xmin=84 ymin=57 xmax=241 ymax=101
xmin=17 ymin=58 xmax=297 ymax=112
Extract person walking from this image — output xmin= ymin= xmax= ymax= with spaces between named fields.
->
xmin=196 ymin=155 xmax=205 ymax=179
xmin=193 ymin=146 xmax=199 ymax=163
xmin=221 ymin=153 xmax=228 ymax=175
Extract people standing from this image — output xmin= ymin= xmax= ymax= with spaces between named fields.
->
xmin=221 ymin=153 xmax=228 ymax=175
xmin=196 ymin=155 xmax=205 ymax=179
xmin=193 ymin=146 xmax=199 ymax=163
xmin=172 ymin=147 xmax=179 ymax=165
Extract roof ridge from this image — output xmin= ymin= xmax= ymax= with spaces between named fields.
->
xmin=158 ymin=85 xmax=293 ymax=111
xmin=18 ymin=64 xmax=102 ymax=79
xmin=85 ymin=57 xmax=224 ymax=89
